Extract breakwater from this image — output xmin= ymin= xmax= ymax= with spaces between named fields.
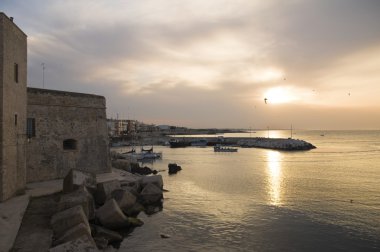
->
xmin=170 ymin=136 xmax=316 ymax=151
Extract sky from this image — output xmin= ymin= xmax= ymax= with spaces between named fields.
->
xmin=2 ymin=0 xmax=380 ymax=129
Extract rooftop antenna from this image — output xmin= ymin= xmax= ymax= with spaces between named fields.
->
xmin=41 ymin=63 xmax=46 ymax=88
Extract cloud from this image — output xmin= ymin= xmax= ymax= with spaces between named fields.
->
xmin=3 ymin=0 xmax=380 ymax=129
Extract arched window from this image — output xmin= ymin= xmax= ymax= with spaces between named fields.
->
xmin=63 ymin=139 xmax=77 ymax=150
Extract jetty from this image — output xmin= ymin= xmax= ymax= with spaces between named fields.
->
xmin=169 ymin=137 xmax=316 ymax=151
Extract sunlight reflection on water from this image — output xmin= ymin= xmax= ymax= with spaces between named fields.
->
xmin=266 ymin=150 xmax=282 ymax=206
xmin=117 ymin=130 xmax=380 ymax=251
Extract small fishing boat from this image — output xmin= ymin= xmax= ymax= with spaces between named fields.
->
xmin=214 ymin=145 xmax=238 ymax=152
xmin=169 ymin=139 xmax=190 ymax=148
xmin=122 ymin=146 xmax=162 ymax=160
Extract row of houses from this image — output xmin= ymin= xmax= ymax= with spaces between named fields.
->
xmin=107 ymin=119 xmax=189 ymax=137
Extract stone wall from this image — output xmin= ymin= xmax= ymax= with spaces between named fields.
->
xmin=0 ymin=13 xmax=27 ymax=201
xmin=26 ymin=88 xmax=111 ymax=182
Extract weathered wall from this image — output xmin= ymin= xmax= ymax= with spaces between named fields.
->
xmin=0 ymin=13 xmax=27 ymax=201
xmin=26 ymin=88 xmax=110 ymax=182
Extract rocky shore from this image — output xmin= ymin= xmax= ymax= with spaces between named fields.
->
xmin=10 ymin=167 xmax=165 ymax=252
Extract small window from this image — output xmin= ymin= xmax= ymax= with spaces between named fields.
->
xmin=27 ymin=118 xmax=36 ymax=138
xmin=63 ymin=139 xmax=77 ymax=150
xmin=14 ymin=63 xmax=19 ymax=83
xmin=14 ymin=114 xmax=18 ymax=126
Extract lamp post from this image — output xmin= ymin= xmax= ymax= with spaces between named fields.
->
xmin=41 ymin=63 xmax=45 ymax=88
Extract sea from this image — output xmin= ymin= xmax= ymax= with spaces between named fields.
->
xmin=116 ymin=130 xmax=380 ymax=251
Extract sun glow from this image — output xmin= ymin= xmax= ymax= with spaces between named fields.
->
xmin=264 ymin=87 xmax=297 ymax=104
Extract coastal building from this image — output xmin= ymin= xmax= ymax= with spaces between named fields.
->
xmin=0 ymin=13 xmax=27 ymax=201
xmin=0 ymin=13 xmax=110 ymax=201
xmin=107 ymin=118 xmax=138 ymax=137
xmin=26 ymin=88 xmax=110 ymax=182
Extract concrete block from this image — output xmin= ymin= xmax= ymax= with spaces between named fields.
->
xmin=111 ymin=189 xmax=136 ymax=212
xmin=95 ymin=199 xmax=128 ymax=230
xmin=93 ymin=225 xmax=123 ymax=243
xmin=140 ymin=183 xmax=163 ymax=205
xmin=49 ymin=235 xmax=98 ymax=252
xmin=63 ymin=169 xmax=97 ymax=194
xmin=141 ymin=175 xmax=163 ymax=189
xmin=51 ymin=205 xmax=89 ymax=239
xmin=58 ymin=187 xmax=95 ymax=220
xmin=95 ymin=180 xmax=121 ymax=205
xmin=52 ymin=223 xmax=93 ymax=247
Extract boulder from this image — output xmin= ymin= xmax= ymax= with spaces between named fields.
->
xmin=51 ymin=205 xmax=89 ymax=239
xmin=168 ymin=163 xmax=182 ymax=174
xmin=58 ymin=186 xmax=96 ymax=220
xmin=63 ymin=169 xmax=96 ymax=194
xmin=123 ymin=202 xmax=145 ymax=217
xmin=94 ymin=237 xmax=108 ymax=250
xmin=95 ymin=180 xmax=121 ymax=205
xmin=127 ymin=217 xmax=144 ymax=227
xmin=95 ymin=199 xmax=128 ymax=229
xmin=111 ymin=159 xmax=132 ymax=172
xmin=141 ymin=175 xmax=163 ymax=189
xmin=49 ymin=235 xmax=98 ymax=252
xmin=92 ymin=225 xmax=123 ymax=243
xmin=140 ymin=183 xmax=163 ymax=205
xmin=111 ymin=189 xmax=137 ymax=212
xmin=144 ymin=203 xmax=163 ymax=215
xmin=131 ymin=166 xmax=154 ymax=175
xmin=52 ymin=223 xmax=94 ymax=247
xmin=120 ymin=178 xmax=142 ymax=196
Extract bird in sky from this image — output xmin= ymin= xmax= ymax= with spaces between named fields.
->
xmin=264 ymin=98 xmax=268 ymax=104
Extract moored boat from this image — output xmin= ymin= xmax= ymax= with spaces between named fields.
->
xmin=214 ymin=145 xmax=238 ymax=152
xmin=169 ymin=139 xmax=190 ymax=148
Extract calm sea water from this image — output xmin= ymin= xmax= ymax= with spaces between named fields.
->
xmin=118 ymin=130 xmax=380 ymax=251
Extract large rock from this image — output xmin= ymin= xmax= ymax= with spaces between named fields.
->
xmin=52 ymin=223 xmax=94 ymax=247
xmin=111 ymin=159 xmax=132 ymax=172
xmin=92 ymin=225 xmax=123 ymax=243
xmin=168 ymin=163 xmax=182 ymax=174
xmin=141 ymin=175 xmax=163 ymax=189
xmin=51 ymin=205 xmax=89 ymax=239
xmin=140 ymin=183 xmax=163 ymax=205
xmin=111 ymin=189 xmax=137 ymax=212
xmin=95 ymin=199 xmax=128 ymax=229
xmin=95 ymin=180 xmax=121 ymax=205
xmin=123 ymin=202 xmax=145 ymax=217
xmin=63 ymin=169 xmax=97 ymax=194
xmin=120 ymin=178 xmax=142 ymax=197
xmin=58 ymin=187 xmax=96 ymax=220
xmin=49 ymin=235 xmax=98 ymax=252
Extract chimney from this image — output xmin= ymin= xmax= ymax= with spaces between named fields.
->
xmin=10 ymin=17 xmax=14 ymax=22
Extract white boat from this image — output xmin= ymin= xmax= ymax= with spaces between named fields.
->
xmin=121 ymin=146 xmax=162 ymax=160
xmin=214 ymin=145 xmax=238 ymax=152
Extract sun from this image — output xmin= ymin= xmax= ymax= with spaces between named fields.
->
xmin=264 ymin=87 xmax=296 ymax=104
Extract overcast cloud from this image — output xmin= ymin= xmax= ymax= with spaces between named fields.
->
xmin=2 ymin=0 xmax=380 ymax=129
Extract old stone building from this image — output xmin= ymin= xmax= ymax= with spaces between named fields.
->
xmin=27 ymin=88 xmax=110 ymax=182
xmin=0 ymin=13 xmax=27 ymax=201
xmin=0 ymin=13 xmax=110 ymax=201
